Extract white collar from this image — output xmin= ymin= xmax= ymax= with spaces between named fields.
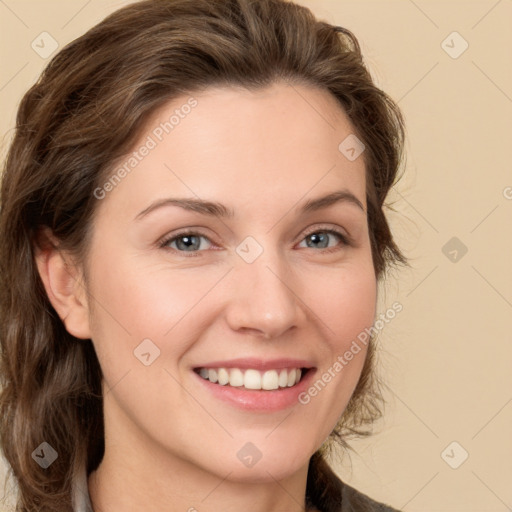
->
xmin=72 ymin=465 xmax=94 ymax=512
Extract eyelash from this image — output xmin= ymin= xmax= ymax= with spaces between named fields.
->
xmin=158 ymin=226 xmax=351 ymax=257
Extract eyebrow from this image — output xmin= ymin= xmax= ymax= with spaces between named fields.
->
xmin=134 ymin=189 xmax=365 ymax=221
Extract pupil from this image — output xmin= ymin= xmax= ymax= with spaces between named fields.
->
xmin=177 ymin=235 xmax=199 ymax=251
xmin=308 ymin=232 xmax=327 ymax=248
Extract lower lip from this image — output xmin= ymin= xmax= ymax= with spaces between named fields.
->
xmin=193 ymin=369 xmax=316 ymax=412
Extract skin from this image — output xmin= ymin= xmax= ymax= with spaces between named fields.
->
xmin=36 ymin=82 xmax=377 ymax=512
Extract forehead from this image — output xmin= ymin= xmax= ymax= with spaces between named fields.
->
xmin=95 ymin=82 xmax=366 ymax=219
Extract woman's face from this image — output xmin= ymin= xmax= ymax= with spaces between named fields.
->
xmin=83 ymin=82 xmax=376 ymax=482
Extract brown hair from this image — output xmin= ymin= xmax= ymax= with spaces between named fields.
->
xmin=0 ymin=0 xmax=406 ymax=510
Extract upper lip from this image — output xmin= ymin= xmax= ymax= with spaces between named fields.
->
xmin=194 ymin=358 xmax=315 ymax=371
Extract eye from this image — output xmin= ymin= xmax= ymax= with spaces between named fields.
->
xmin=158 ymin=227 xmax=350 ymax=256
xmin=159 ymin=231 xmax=213 ymax=253
xmin=297 ymin=228 xmax=349 ymax=253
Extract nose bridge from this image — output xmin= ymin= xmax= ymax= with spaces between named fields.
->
xmin=225 ymin=240 xmax=301 ymax=339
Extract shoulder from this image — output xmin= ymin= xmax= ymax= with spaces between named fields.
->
xmin=340 ymin=481 xmax=401 ymax=512
xmin=306 ymin=452 xmax=401 ymax=512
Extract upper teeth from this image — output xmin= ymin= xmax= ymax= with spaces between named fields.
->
xmin=198 ymin=367 xmax=303 ymax=390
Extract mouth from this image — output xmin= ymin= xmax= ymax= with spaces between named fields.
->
xmin=193 ymin=366 xmax=311 ymax=391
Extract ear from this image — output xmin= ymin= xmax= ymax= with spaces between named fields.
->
xmin=34 ymin=227 xmax=91 ymax=340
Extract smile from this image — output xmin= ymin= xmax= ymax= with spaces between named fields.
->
xmin=195 ymin=367 xmax=306 ymax=390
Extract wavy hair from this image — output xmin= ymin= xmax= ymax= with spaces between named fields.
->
xmin=0 ymin=0 xmax=406 ymax=510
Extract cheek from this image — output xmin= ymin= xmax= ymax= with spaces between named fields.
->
xmin=290 ymin=260 xmax=377 ymax=447
xmin=85 ymin=252 xmax=226 ymax=370
xmin=305 ymin=260 xmax=377 ymax=349
xmin=301 ymin=259 xmax=376 ymax=385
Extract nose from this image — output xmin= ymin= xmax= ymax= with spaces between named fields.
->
xmin=224 ymin=249 xmax=304 ymax=340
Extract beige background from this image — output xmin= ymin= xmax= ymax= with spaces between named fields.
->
xmin=1 ymin=1 xmax=511 ymax=510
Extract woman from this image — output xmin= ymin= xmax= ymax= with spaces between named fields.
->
xmin=0 ymin=0 xmax=406 ymax=510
